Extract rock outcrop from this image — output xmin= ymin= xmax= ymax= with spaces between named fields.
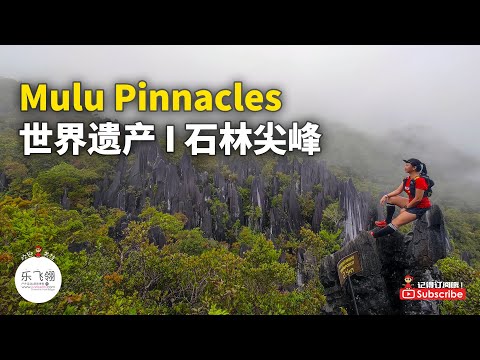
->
xmin=93 ymin=142 xmax=376 ymax=243
xmin=0 ymin=172 xmax=6 ymax=193
xmin=319 ymin=204 xmax=451 ymax=315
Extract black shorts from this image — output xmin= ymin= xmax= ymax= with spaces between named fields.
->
xmin=406 ymin=206 xmax=431 ymax=219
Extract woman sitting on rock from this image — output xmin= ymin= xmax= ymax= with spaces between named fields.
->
xmin=371 ymin=158 xmax=433 ymax=238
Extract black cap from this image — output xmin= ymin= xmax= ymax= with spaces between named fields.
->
xmin=403 ymin=158 xmax=422 ymax=167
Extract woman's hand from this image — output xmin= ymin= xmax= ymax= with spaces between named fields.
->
xmin=380 ymin=195 xmax=389 ymax=205
xmin=400 ymin=208 xmax=406 ymax=213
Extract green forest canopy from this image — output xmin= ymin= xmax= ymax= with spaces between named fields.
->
xmin=1 ymin=91 xmax=479 ymax=314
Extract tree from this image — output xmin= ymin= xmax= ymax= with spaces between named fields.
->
xmin=165 ymin=228 xmax=218 ymax=256
xmin=321 ymin=200 xmax=344 ymax=233
xmin=298 ymin=192 xmax=315 ymax=222
xmin=36 ymin=162 xmax=100 ymax=208
xmin=443 ymin=207 xmax=480 ymax=269
xmin=297 ymin=225 xmax=342 ymax=285
xmin=299 ymin=226 xmax=328 ymax=260
xmin=437 ymin=257 xmax=480 ymax=315
xmin=139 ymin=206 xmax=185 ymax=242
xmin=436 ymin=257 xmax=476 ymax=285
xmin=246 ymin=205 xmax=262 ymax=230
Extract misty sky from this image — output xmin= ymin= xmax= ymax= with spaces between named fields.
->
xmin=1 ymin=45 xmax=479 ymax=154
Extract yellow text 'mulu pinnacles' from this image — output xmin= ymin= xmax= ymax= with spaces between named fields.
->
xmin=20 ymin=81 xmax=283 ymax=113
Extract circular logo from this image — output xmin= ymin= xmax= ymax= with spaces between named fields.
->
xmin=15 ymin=256 xmax=62 ymax=303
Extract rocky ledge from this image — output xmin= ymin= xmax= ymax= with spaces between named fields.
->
xmin=319 ymin=204 xmax=451 ymax=315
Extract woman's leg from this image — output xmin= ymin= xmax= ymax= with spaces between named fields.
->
xmin=391 ymin=211 xmax=417 ymax=227
xmin=372 ymin=207 xmax=417 ymax=238
xmin=385 ymin=195 xmax=409 ymax=208
xmin=377 ymin=196 xmax=410 ymax=225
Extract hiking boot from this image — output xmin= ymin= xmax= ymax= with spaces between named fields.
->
xmin=374 ymin=220 xmax=387 ymax=228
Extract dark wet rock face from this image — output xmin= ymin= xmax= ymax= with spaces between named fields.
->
xmin=147 ymin=226 xmax=167 ymax=248
xmin=319 ymin=204 xmax=451 ymax=315
xmin=108 ymin=214 xmax=141 ymax=242
xmin=0 ymin=172 xmax=7 ymax=192
xmin=61 ymin=188 xmax=70 ymax=210
xmin=319 ymin=231 xmax=392 ymax=315
xmin=340 ymin=179 xmax=376 ymax=245
xmin=92 ymin=142 xmax=376 ymax=243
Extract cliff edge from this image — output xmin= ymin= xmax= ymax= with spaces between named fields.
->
xmin=319 ymin=204 xmax=451 ymax=315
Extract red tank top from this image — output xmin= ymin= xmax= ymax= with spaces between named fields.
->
xmin=404 ymin=177 xmax=431 ymax=208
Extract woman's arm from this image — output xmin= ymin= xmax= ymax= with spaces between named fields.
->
xmin=380 ymin=182 xmax=404 ymax=204
xmin=405 ymin=189 xmax=424 ymax=209
xmin=386 ymin=182 xmax=404 ymax=198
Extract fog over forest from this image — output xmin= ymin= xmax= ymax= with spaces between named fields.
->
xmin=1 ymin=45 xmax=479 ymax=208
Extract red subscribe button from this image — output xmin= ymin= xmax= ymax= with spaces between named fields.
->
xmin=400 ymin=288 xmax=466 ymax=300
